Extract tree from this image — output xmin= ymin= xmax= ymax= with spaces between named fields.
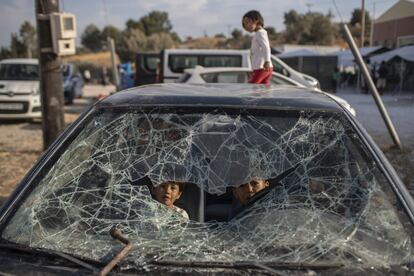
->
xmin=283 ymin=10 xmax=303 ymax=43
xmin=349 ymin=8 xmax=371 ymax=46
xmin=81 ymin=24 xmax=103 ymax=52
xmin=19 ymin=21 xmax=36 ymax=58
xmin=231 ymin=29 xmax=243 ymax=40
xmin=102 ymin=25 xmax=121 ymax=40
xmin=139 ymin=11 xmax=172 ymax=36
xmin=283 ymin=10 xmax=336 ymax=45
xmin=146 ymin=32 xmax=175 ymax=52
xmin=125 ymin=19 xmax=143 ymax=31
xmin=10 ymin=33 xmax=25 ymax=58
xmin=265 ymin=26 xmax=279 ymax=40
xmin=118 ymin=28 xmax=147 ymax=61
xmin=170 ymin=31 xmax=182 ymax=43
xmin=0 ymin=47 xmax=12 ymax=60
xmin=350 ymin=8 xmax=371 ymax=27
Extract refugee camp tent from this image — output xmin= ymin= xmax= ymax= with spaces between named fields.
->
xmin=277 ymin=50 xmax=338 ymax=91
xmin=370 ymin=45 xmax=414 ymax=91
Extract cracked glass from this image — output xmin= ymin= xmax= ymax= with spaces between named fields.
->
xmin=2 ymin=106 xmax=413 ymax=269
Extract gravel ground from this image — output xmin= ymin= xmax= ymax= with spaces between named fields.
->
xmin=0 ymin=85 xmax=114 ymax=203
xmin=0 ymin=85 xmax=413 ymax=203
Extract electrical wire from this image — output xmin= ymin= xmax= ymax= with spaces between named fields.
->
xmin=332 ymin=0 xmax=345 ymax=23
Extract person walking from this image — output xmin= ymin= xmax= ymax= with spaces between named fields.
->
xmin=331 ymin=68 xmax=340 ymax=93
xmin=242 ymin=10 xmax=273 ymax=84
xmin=377 ymin=61 xmax=388 ymax=94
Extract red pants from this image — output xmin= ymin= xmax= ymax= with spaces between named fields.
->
xmin=249 ymin=68 xmax=272 ymax=84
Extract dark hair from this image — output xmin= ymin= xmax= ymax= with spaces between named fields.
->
xmin=242 ymin=10 xmax=264 ymax=28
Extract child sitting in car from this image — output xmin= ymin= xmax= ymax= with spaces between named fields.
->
xmin=152 ymin=181 xmax=189 ymax=220
xmin=228 ymin=177 xmax=269 ymax=220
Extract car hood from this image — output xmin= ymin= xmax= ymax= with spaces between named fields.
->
xmin=0 ymin=80 xmax=39 ymax=94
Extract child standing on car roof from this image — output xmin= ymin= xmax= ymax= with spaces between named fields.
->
xmin=242 ymin=10 xmax=273 ymax=84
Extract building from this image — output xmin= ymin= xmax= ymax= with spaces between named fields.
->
xmin=372 ymin=0 xmax=414 ymax=48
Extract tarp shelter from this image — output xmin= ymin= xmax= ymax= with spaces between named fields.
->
xmin=370 ymin=45 xmax=414 ymax=63
xmin=277 ymin=50 xmax=338 ymax=92
xmin=370 ymin=45 xmax=414 ymax=91
xmin=334 ymin=46 xmax=390 ymax=69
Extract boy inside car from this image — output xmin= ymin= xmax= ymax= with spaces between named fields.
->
xmin=228 ymin=177 xmax=269 ymax=220
xmin=152 ymin=181 xmax=190 ymax=220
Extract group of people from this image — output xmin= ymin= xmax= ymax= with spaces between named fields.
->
xmin=332 ymin=60 xmax=390 ymax=94
xmin=152 ymin=177 xmax=269 ymax=221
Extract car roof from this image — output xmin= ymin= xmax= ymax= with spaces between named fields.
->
xmin=0 ymin=58 xmax=38 ymax=65
xmin=184 ymin=66 xmax=251 ymax=74
xmin=163 ymin=49 xmax=250 ymax=54
xmin=99 ymin=84 xmax=343 ymax=112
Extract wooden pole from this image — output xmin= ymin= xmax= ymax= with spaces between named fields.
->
xmin=361 ymin=0 xmax=366 ymax=47
xmin=35 ymin=0 xmax=65 ymax=150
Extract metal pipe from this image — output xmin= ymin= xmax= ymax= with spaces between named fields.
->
xmin=342 ymin=23 xmax=402 ymax=149
xmin=99 ymin=227 xmax=133 ymax=276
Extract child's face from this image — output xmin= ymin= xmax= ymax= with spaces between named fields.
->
xmin=153 ymin=182 xmax=183 ymax=208
xmin=243 ymin=17 xmax=258 ymax=32
xmin=232 ymin=178 xmax=269 ymax=205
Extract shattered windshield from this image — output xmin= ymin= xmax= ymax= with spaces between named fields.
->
xmin=2 ymin=106 xmax=413 ymax=269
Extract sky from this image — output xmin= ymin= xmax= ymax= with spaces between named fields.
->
xmin=0 ymin=0 xmax=397 ymax=48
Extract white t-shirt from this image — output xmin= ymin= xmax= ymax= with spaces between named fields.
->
xmin=251 ymin=28 xmax=273 ymax=70
xmin=172 ymin=205 xmax=189 ymax=220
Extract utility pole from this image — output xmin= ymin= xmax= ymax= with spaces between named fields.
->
xmin=35 ymin=0 xmax=65 ymax=150
xmin=360 ymin=0 xmax=366 ymax=47
xmin=306 ymin=3 xmax=313 ymax=13
xmin=108 ymin=37 xmax=120 ymax=91
xmin=343 ymin=24 xmax=402 ymax=149
xmin=370 ymin=1 xmax=376 ymax=46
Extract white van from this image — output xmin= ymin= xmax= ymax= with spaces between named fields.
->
xmin=160 ymin=49 xmax=251 ymax=83
xmin=159 ymin=49 xmax=320 ymax=89
xmin=0 ymin=59 xmax=41 ymax=119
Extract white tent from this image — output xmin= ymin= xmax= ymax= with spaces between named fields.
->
xmin=370 ymin=45 xmax=414 ymax=63
xmin=334 ymin=46 xmax=385 ymax=68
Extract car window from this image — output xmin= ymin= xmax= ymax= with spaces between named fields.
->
xmin=176 ymin=72 xmax=192 ymax=83
xmin=169 ymin=55 xmax=198 ymax=73
xmin=200 ymin=72 xmax=248 ymax=83
xmin=270 ymin=74 xmax=297 ymax=86
xmin=3 ymin=108 xmax=414 ymax=269
xmin=145 ymin=57 xmax=159 ymax=72
xmin=203 ymin=55 xmax=242 ymax=67
xmin=0 ymin=63 xmax=39 ymax=81
xmin=272 ymin=59 xmax=290 ymax=77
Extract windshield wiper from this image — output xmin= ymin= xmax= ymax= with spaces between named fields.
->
xmin=99 ymin=226 xmax=133 ymax=276
xmin=0 ymin=240 xmax=102 ymax=273
xmin=150 ymin=260 xmax=343 ymax=274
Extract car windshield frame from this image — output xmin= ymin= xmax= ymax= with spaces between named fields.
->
xmin=1 ymin=104 xmax=414 ymax=269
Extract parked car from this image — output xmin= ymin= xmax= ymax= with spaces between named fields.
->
xmin=157 ymin=49 xmax=320 ymax=89
xmin=159 ymin=49 xmax=251 ymax=83
xmin=271 ymin=55 xmax=320 ymax=89
xmin=0 ymin=84 xmax=413 ymax=275
xmin=63 ymin=63 xmax=84 ymax=104
xmin=0 ymin=58 xmax=41 ymax=120
xmin=179 ymin=66 xmax=356 ymax=116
